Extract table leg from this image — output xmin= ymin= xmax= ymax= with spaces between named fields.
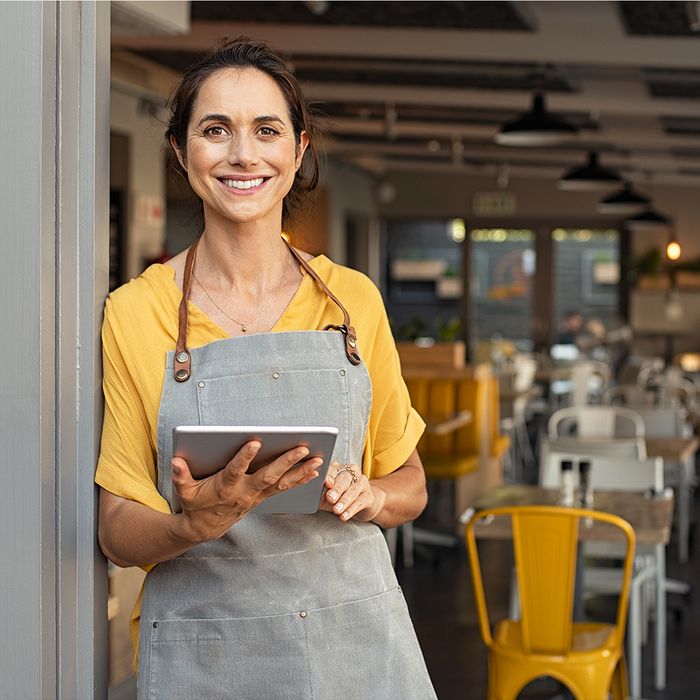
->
xmin=679 ymin=459 xmax=690 ymax=563
xmin=628 ymin=574 xmax=642 ymax=699
xmin=655 ymin=543 xmax=666 ymax=691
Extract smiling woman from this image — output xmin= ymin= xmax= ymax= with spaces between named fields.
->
xmin=95 ymin=37 xmax=435 ymax=700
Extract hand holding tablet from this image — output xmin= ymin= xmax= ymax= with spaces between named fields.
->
xmin=172 ymin=425 xmax=338 ymax=515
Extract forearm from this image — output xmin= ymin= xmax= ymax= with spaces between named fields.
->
xmin=367 ymin=450 xmax=428 ymax=529
xmin=98 ymin=489 xmax=198 ymax=567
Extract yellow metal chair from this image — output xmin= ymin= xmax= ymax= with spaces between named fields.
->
xmin=465 ymin=506 xmax=635 ymax=700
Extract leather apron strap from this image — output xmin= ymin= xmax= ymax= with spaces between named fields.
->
xmin=173 ymin=237 xmax=361 ymax=383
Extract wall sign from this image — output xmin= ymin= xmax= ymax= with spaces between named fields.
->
xmin=472 ymin=191 xmax=517 ymax=216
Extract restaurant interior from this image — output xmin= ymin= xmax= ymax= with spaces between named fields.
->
xmin=108 ymin=2 xmax=700 ymax=698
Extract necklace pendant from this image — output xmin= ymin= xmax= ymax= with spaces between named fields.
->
xmin=241 ymin=324 xmax=248 ymax=332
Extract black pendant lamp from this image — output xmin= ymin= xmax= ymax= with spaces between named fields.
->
xmin=558 ymin=151 xmax=622 ymax=191
xmin=624 ymin=207 xmax=673 ymax=232
xmin=495 ymin=92 xmax=579 ymax=147
xmin=596 ymin=182 xmax=650 ymax=215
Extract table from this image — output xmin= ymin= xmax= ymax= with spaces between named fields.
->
xmin=646 ymin=436 xmax=699 ymax=463
xmin=647 ymin=436 xmax=699 ymax=563
xmin=465 ymin=484 xmax=674 ymax=697
xmin=423 ymin=410 xmax=472 ymax=436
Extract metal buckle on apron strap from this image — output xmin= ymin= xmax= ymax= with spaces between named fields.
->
xmin=323 ymin=324 xmax=362 ymax=366
xmin=174 ymin=350 xmax=191 ymax=382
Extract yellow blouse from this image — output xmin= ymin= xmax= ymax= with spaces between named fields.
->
xmin=96 ymin=254 xmax=425 ymax=512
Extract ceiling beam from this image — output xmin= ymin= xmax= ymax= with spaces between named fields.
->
xmin=112 ymin=14 xmax=700 ymax=70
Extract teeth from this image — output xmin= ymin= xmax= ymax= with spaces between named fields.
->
xmin=223 ymin=177 xmax=264 ymax=189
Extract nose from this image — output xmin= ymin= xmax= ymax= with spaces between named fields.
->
xmin=226 ymin=132 xmax=259 ymax=168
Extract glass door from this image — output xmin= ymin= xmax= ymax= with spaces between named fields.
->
xmin=469 ymin=227 xmax=536 ymax=358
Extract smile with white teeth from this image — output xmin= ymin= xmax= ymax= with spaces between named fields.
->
xmin=221 ymin=177 xmax=265 ymax=190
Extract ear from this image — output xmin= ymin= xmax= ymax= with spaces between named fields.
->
xmin=294 ymin=131 xmax=310 ymax=171
xmin=169 ymin=135 xmax=188 ymax=172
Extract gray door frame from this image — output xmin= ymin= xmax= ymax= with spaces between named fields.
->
xmin=0 ymin=1 xmax=110 ymax=697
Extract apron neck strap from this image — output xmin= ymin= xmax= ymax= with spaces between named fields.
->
xmin=173 ymin=239 xmax=198 ymax=382
xmin=284 ymin=240 xmax=361 ymax=366
xmin=173 ymin=236 xmax=360 ymax=382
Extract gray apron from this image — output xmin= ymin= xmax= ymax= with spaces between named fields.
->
xmin=137 ymin=241 xmax=436 ymax=700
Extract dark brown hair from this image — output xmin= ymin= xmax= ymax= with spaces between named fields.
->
xmin=166 ymin=36 xmax=320 ymax=223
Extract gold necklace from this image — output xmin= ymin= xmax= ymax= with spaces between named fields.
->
xmin=192 ymin=251 xmax=291 ymax=333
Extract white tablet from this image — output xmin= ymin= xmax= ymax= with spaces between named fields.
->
xmin=171 ymin=425 xmax=339 ymax=514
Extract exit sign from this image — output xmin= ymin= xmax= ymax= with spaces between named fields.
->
xmin=472 ymin=191 xmax=517 ymax=216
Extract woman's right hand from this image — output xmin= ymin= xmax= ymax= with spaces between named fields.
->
xmin=172 ymin=441 xmax=322 ymax=544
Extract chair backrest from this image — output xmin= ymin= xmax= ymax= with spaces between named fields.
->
xmin=548 ymin=405 xmax=645 ymax=440
xmin=465 ymin=506 xmax=635 ymax=655
xmin=602 ymin=384 xmax=655 ymax=407
xmin=404 ymin=373 xmax=492 ymax=461
xmin=645 ymin=374 xmax=696 ymax=409
xmin=625 ymin=404 xmax=689 ymax=439
xmin=540 ymin=450 xmax=664 ymax=493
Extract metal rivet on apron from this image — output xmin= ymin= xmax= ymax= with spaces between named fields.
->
xmin=339 ymin=369 xmax=346 ymax=376
xmin=175 ymin=369 xmax=189 ymax=381
xmin=197 ymin=381 xmax=205 ymax=388
xmin=348 ymin=337 xmax=357 ymax=348
xmin=299 ymin=611 xmax=307 ymax=618
xmin=176 ymin=352 xmax=189 ymax=363
xmin=272 ymin=372 xmax=280 ymax=379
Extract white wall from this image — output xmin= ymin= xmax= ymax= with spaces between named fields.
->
xmin=110 ymin=88 xmax=167 ymax=279
xmin=322 ymin=158 xmax=379 ymax=277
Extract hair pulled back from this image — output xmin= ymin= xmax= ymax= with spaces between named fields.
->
xmin=166 ymin=36 xmax=320 ymax=223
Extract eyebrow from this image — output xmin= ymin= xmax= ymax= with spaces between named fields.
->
xmin=196 ymin=113 xmax=286 ymax=128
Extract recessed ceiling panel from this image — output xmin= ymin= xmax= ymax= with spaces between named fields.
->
xmin=191 ymin=1 xmax=535 ymax=30
xmin=618 ymin=1 xmax=697 ymax=36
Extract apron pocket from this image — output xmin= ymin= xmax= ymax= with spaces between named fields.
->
xmin=305 ymin=586 xmax=436 ymax=700
xmin=143 ymin=614 xmax=313 ymax=700
xmin=196 ymin=368 xmax=352 ymax=464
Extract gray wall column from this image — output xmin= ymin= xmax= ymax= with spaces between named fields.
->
xmin=0 ymin=1 xmax=110 ymax=697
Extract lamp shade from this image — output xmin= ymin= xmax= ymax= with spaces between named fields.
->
xmin=558 ymin=151 xmax=622 ymax=191
xmin=596 ymin=182 xmax=650 ymax=214
xmin=495 ymin=93 xmax=579 ymax=147
xmin=624 ymin=207 xmax=673 ymax=232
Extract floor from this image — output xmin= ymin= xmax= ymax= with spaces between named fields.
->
xmin=110 ymin=496 xmax=700 ymax=700
xmin=398 ymin=493 xmax=700 ymax=700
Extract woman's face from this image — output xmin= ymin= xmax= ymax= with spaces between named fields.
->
xmin=174 ymin=67 xmax=308 ymax=229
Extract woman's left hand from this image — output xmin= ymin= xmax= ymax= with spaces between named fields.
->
xmin=319 ymin=463 xmax=386 ymax=523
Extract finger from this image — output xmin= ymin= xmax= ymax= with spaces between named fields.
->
xmin=324 ymin=461 xmax=341 ymax=488
xmin=331 ymin=479 xmax=366 ymax=518
xmin=253 ymin=446 xmax=311 ymax=489
xmin=325 ymin=469 xmax=357 ymax=505
xmin=172 ymin=457 xmax=195 ymax=488
xmin=272 ymin=457 xmax=323 ymax=493
xmin=220 ymin=441 xmax=261 ymax=486
xmin=335 ymin=481 xmax=372 ymax=522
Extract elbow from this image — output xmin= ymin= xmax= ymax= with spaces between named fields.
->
xmin=98 ymin=523 xmax=132 ymax=568
xmin=414 ymin=482 xmax=429 ymax=519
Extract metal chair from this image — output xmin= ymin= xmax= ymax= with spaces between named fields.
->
xmin=466 ymin=505 xmax=634 ymax=700
xmin=540 ymin=451 xmax=667 ymax=698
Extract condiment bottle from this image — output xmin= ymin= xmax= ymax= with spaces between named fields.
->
xmin=559 ymin=459 xmax=576 ymax=507
xmin=578 ymin=460 xmax=593 ymax=508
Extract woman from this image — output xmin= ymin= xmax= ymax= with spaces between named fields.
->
xmin=97 ymin=37 xmax=436 ymax=700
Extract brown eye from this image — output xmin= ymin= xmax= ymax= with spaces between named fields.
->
xmin=258 ymin=126 xmax=280 ymax=137
xmin=203 ymin=125 xmax=228 ymax=139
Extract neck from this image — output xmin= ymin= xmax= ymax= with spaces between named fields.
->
xmin=196 ymin=219 xmax=293 ymax=294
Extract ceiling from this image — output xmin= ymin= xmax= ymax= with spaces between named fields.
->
xmin=111 ymin=1 xmax=700 ymax=189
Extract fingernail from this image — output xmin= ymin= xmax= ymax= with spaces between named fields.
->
xmin=328 ymin=490 xmax=338 ymax=501
xmin=341 ymin=512 xmax=350 ymax=520
xmin=296 ymin=447 xmax=309 ymax=459
xmin=249 ymin=441 xmax=261 ymax=453
xmin=334 ymin=502 xmax=344 ymax=513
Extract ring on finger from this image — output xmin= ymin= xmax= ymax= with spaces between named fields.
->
xmin=335 ymin=466 xmax=359 ymax=483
